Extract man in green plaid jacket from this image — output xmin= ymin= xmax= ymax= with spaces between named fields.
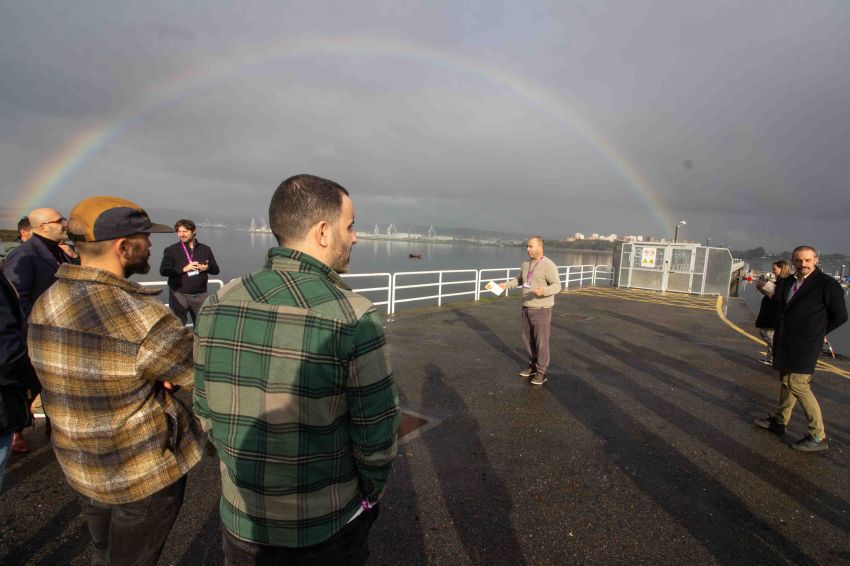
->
xmin=194 ymin=174 xmax=400 ymax=564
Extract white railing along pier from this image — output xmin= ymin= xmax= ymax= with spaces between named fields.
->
xmin=140 ymin=264 xmax=614 ymax=315
xmin=354 ymin=263 xmax=613 ymax=314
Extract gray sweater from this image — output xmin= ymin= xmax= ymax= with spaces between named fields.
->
xmin=505 ymin=256 xmax=561 ymax=308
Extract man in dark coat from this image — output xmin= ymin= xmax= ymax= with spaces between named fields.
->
xmin=754 ymin=245 xmax=848 ymax=451
xmin=159 ymin=219 xmax=219 ymax=325
xmin=2 ymin=207 xmax=69 ymax=453
xmin=0 ymin=271 xmax=41 ymax=490
xmin=2 ymin=208 xmax=71 ymax=317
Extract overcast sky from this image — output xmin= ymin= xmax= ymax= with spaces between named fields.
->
xmin=1 ymin=1 xmax=848 ymax=252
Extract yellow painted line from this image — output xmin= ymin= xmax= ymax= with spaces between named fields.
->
xmin=713 ymin=296 xmax=850 ymax=380
xmin=568 ymin=287 xmax=715 ymax=311
xmin=714 ymin=296 xmax=764 ymax=345
xmin=570 ymin=292 xmax=714 ymax=310
xmin=571 ymin=286 xmax=715 ymax=303
xmin=813 ymin=359 xmax=850 ymax=379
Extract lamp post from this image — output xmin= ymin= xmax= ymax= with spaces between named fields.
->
xmin=673 ymin=220 xmax=687 ymax=243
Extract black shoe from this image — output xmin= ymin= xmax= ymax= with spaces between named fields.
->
xmin=530 ymin=371 xmax=547 ymax=386
xmin=791 ymin=434 xmax=828 ymax=452
xmin=754 ymin=415 xmax=786 ymax=434
xmin=518 ymin=366 xmax=536 ymax=378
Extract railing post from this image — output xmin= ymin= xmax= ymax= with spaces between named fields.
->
xmin=390 ymin=273 xmax=397 ymax=314
xmin=386 ymin=274 xmax=392 ymax=314
xmin=475 ymin=270 xmax=481 ymax=302
xmin=438 ymin=271 xmax=443 ymax=307
xmin=592 ymin=265 xmax=597 ymax=286
xmin=565 ymin=266 xmax=570 ymax=290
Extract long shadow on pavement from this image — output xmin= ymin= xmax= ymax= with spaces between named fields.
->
xmin=597 ymin=308 xmax=760 ymax=374
xmin=3 ymin=445 xmax=58 ymax=493
xmin=551 ymin=319 xmax=767 ymax=416
xmin=449 ymin=309 xmax=526 ymax=368
xmin=176 ymin=506 xmax=224 ymax=566
xmin=547 ymin=348 xmax=817 ymax=565
xmin=370 ymin=442 xmax=428 ymax=565
xmin=564 ymin=325 xmax=850 ymax=536
xmin=0 ymin=499 xmax=86 ymax=565
xmin=420 ymin=363 xmax=525 ymax=565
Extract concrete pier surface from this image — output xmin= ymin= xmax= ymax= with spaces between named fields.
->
xmin=2 ymin=288 xmax=850 ymax=565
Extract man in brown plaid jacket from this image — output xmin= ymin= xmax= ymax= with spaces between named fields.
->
xmin=28 ymin=196 xmax=204 ymax=566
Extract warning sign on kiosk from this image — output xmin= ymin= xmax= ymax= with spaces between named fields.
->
xmin=640 ymin=247 xmax=657 ymax=268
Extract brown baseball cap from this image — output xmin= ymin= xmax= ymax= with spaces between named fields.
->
xmin=67 ymin=196 xmax=172 ymax=242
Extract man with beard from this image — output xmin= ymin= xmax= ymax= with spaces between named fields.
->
xmin=28 ymin=196 xmax=204 ymax=565
xmin=159 ymin=219 xmax=220 ymax=325
xmin=194 ymin=175 xmax=399 ymax=564
xmin=755 ymin=245 xmax=847 ymax=451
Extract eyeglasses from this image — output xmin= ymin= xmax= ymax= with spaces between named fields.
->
xmin=40 ymin=217 xmax=66 ymax=227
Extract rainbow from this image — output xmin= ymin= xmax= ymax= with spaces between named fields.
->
xmin=13 ymin=36 xmax=677 ymax=233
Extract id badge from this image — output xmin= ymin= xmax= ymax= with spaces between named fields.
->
xmin=187 ymin=270 xmax=200 ymax=277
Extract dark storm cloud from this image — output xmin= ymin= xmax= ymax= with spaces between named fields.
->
xmin=1 ymin=0 xmax=849 ymax=251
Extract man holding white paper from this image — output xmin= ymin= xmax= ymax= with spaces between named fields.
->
xmin=499 ymin=237 xmax=562 ymax=385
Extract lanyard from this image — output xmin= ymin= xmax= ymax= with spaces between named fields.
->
xmin=527 ymin=257 xmax=544 ymax=280
xmin=180 ymin=241 xmax=195 ymax=263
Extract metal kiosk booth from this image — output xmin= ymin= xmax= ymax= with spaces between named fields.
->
xmin=613 ymin=242 xmax=734 ymax=297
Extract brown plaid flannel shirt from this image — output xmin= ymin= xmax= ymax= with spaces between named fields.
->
xmin=28 ymin=264 xmax=203 ymax=504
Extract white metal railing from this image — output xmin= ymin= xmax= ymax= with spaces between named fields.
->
xmin=391 ymin=269 xmax=479 ymax=311
xmin=593 ymin=265 xmax=615 ymax=286
xmin=139 ymin=279 xmax=225 ymax=308
xmin=563 ymin=264 xmax=593 ymax=289
xmin=477 ymin=268 xmax=522 ymax=301
xmin=340 ymin=273 xmax=391 ymax=311
xmin=139 ymin=265 xmax=615 ymax=315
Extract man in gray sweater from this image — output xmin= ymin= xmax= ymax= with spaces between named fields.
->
xmin=500 ymin=237 xmax=562 ymax=385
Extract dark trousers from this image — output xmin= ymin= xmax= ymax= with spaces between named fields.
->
xmin=77 ymin=475 xmax=187 ymax=566
xmin=522 ymin=306 xmax=552 ymax=374
xmin=222 ymin=504 xmax=379 ymax=566
xmin=168 ymin=290 xmax=208 ymax=325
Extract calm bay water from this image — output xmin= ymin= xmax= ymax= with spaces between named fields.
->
xmin=135 ymin=230 xmax=849 ymax=352
xmin=138 ymin=230 xmax=612 ymax=286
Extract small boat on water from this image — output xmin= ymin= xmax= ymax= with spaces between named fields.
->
xmin=409 ymin=253 xmax=422 ymax=259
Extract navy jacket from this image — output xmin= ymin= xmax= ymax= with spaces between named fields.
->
xmin=2 ymin=235 xmax=69 ymax=317
xmin=772 ymin=268 xmax=848 ymax=374
xmin=159 ymin=240 xmax=219 ymax=295
xmin=0 ymin=272 xmax=40 ymax=435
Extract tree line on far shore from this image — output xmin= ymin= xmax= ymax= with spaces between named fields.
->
xmin=732 ymin=246 xmax=849 ymax=262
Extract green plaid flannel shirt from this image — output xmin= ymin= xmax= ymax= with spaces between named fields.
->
xmin=193 ymin=247 xmax=399 ymax=547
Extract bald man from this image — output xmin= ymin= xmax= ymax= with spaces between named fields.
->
xmin=499 ymin=237 xmax=562 ymax=385
xmin=3 ymin=208 xmax=71 ymax=317
xmin=2 ymin=208 xmax=70 ymax=453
